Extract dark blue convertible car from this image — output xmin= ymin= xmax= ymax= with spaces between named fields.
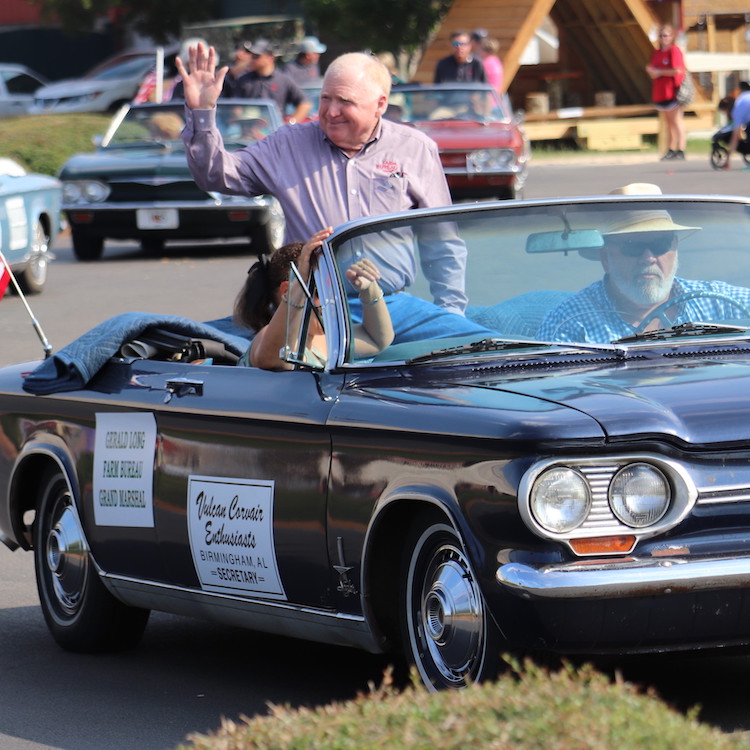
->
xmin=3 ymin=190 xmax=750 ymax=691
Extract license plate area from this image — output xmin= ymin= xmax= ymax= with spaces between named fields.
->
xmin=136 ymin=208 xmax=179 ymax=229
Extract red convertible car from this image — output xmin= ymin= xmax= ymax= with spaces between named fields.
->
xmin=386 ymin=82 xmax=530 ymax=200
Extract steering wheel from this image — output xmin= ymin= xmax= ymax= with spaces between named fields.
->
xmin=634 ymin=290 xmax=750 ymax=334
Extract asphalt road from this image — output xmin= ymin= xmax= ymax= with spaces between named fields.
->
xmin=0 ymin=155 xmax=749 ymax=749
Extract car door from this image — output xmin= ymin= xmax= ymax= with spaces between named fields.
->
xmin=137 ymin=361 xmax=339 ymax=610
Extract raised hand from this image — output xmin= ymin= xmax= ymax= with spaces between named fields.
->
xmin=297 ymin=227 xmax=334 ymax=279
xmin=175 ymin=42 xmax=229 ymax=110
xmin=346 ymin=258 xmax=381 ymax=292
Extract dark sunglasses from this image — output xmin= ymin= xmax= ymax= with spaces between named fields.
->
xmin=453 ymin=41 xmax=469 ymax=47
xmin=613 ymin=233 xmax=675 ymax=258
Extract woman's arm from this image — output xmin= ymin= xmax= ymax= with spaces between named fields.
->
xmin=249 ymin=227 xmax=333 ymax=369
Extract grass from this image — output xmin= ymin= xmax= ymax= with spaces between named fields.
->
xmin=0 ymin=112 xmax=111 ymax=176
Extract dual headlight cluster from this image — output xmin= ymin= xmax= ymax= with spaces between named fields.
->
xmin=520 ymin=457 xmax=696 ymax=554
xmin=62 ymin=180 xmax=111 ymax=204
xmin=467 ymin=148 xmax=516 ymax=173
xmin=531 ymin=462 xmax=670 ymax=533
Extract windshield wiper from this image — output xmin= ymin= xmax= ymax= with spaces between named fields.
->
xmin=613 ymin=321 xmax=750 ymax=344
xmin=406 ymin=337 xmax=549 ymax=363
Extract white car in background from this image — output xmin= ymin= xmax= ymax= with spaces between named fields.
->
xmin=0 ymin=63 xmax=47 ymax=117
xmin=29 ymin=50 xmax=172 ymax=115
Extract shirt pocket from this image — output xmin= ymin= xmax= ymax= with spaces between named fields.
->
xmin=370 ymin=174 xmax=409 ymax=213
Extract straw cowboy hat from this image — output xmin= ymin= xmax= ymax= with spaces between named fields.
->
xmin=578 ymin=183 xmax=700 ymax=259
xmin=604 ymin=183 xmax=700 ymax=237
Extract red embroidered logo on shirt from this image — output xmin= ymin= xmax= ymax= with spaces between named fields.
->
xmin=377 ymin=161 xmax=399 ymax=173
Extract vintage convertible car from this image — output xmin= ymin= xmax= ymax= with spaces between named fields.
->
xmin=59 ymin=99 xmax=285 ymax=261
xmin=4 ymin=192 xmax=750 ymax=691
xmin=0 ymin=157 xmax=62 ymax=294
xmin=387 ymin=82 xmax=530 ymax=200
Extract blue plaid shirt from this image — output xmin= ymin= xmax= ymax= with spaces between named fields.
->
xmin=537 ymin=277 xmax=750 ymax=343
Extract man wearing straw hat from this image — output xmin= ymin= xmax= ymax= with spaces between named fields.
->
xmin=538 ymin=183 xmax=750 ymax=343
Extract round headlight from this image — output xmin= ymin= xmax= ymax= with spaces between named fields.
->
xmin=530 ymin=467 xmax=591 ymax=533
xmin=81 ymin=181 xmax=110 ymax=202
xmin=610 ymin=463 xmax=670 ymax=528
xmin=62 ymin=182 xmax=83 ymax=203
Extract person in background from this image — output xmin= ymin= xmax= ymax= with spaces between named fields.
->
xmin=375 ymin=51 xmax=404 ymax=85
xmin=224 ymin=41 xmax=253 ymax=94
xmin=234 ymin=227 xmax=393 ymax=369
xmin=227 ymin=39 xmax=312 ymax=125
xmin=724 ymin=80 xmax=750 ymax=169
xmin=285 ymin=36 xmax=327 ymax=85
xmin=434 ymin=30 xmax=486 ymax=83
xmin=478 ymin=37 xmax=504 ymax=93
xmin=646 ymin=23 xmax=687 ymax=161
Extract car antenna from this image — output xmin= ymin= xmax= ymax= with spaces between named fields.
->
xmin=0 ymin=252 xmax=52 ymax=359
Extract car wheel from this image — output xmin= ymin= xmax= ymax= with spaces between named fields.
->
xmin=71 ymin=231 xmax=104 ymax=261
xmin=18 ymin=219 xmax=49 ymax=294
xmin=33 ymin=468 xmax=150 ymax=652
xmin=141 ymin=238 xmax=165 ymax=255
xmin=400 ymin=513 xmax=500 ymax=690
xmin=249 ymin=197 xmax=285 ymax=254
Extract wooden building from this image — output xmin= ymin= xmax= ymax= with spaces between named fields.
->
xmin=412 ymin=0 xmax=748 ymax=148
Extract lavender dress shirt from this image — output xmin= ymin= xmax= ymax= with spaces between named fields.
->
xmin=182 ymin=109 xmax=467 ymax=312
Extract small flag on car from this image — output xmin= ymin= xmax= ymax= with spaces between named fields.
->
xmin=0 ymin=253 xmax=11 ymax=301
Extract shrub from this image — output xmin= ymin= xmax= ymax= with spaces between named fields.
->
xmin=179 ymin=661 xmax=750 ymax=750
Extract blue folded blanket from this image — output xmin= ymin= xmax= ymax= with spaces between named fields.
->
xmin=23 ymin=312 xmax=251 ymax=396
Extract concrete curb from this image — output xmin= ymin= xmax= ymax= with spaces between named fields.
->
xmin=530 ymin=151 xmax=663 ymax=166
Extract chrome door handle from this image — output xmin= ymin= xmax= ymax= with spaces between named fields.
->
xmin=164 ymin=377 xmax=204 ymax=403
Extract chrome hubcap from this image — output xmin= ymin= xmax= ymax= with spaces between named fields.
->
xmin=46 ymin=503 xmax=88 ymax=616
xmin=420 ymin=545 xmax=483 ymax=683
xmin=28 ymin=222 xmax=49 ymax=286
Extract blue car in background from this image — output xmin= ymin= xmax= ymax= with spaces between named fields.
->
xmin=0 ymin=157 xmax=62 ymax=293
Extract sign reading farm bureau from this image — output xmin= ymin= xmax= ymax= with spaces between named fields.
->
xmin=187 ymin=475 xmax=286 ymax=600
xmin=93 ymin=412 xmax=156 ymax=527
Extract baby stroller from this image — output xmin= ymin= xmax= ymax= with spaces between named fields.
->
xmin=711 ymin=122 xmax=750 ymax=169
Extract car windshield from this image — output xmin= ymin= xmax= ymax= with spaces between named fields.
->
xmin=105 ymin=102 xmax=276 ymax=146
xmin=331 ymin=197 xmax=750 ymax=364
xmin=386 ymin=85 xmax=511 ymax=124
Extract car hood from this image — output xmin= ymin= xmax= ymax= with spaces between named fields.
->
xmin=344 ymin=352 xmax=750 ymax=445
xmin=413 ymin=121 xmax=518 ymax=149
xmin=60 ymin=147 xmax=190 ymax=180
xmin=35 ymin=79 xmax=126 ymax=98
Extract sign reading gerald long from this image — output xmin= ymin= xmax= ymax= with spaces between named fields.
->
xmin=187 ymin=475 xmax=286 ymax=600
xmin=93 ymin=412 xmax=156 ymax=527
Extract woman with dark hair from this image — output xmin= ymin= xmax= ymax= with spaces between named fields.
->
xmin=234 ymin=227 xmax=393 ymax=369
xmin=646 ymin=24 xmax=687 ymax=161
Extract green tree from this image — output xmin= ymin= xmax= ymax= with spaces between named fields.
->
xmin=301 ymin=0 xmax=452 ymax=74
xmin=30 ymin=0 xmax=217 ymax=44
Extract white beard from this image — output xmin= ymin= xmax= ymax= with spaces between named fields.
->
xmin=609 ymin=260 xmax=677 ymax=307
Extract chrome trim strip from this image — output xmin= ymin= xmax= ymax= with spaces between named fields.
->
xmin=100 ymin=572 xmax=384 ymax=652
xmin=496 ymin=553 xmax=750 ymax=600
xmin=443 ymin=166 xmax=521 ymax=176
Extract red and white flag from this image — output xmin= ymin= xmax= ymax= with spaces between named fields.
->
xmin=0 ymin=254 xmax=11 ymax=301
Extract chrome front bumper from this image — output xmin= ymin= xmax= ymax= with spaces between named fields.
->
xmin=496 ymin=552 xmax=750 ymax=600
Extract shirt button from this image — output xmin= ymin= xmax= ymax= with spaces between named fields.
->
xmin=350 ymin=189 xmax=357 ymax=195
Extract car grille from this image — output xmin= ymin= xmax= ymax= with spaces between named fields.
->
xmin=107 ymin=180 xmax=210 ymax=203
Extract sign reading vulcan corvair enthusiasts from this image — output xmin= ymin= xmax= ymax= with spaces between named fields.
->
xmin=187 ymin=475 xmax=286 ymax=599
